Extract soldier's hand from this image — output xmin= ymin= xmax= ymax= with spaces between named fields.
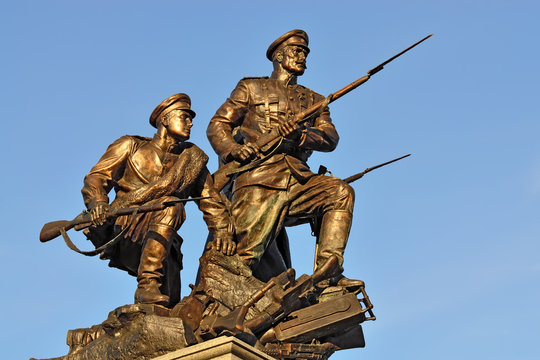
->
xmin=213 ymin=232 xmax=236 ymax=256
xmin=90 ymin=203 xmax=111 ymax=226
xmin=230 ymin=143 xmax=259 ymax=163
xmin=278 ymin=120 xmax=302 ymax=141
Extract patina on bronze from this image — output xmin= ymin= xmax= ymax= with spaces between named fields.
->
xmin=42 ymin=250 xmax=375 ymax=360
xmin=212 ymin=35 xmax=431 ymax=189
xmin=37 ymin=30 xmax=431 ymax=360
xmin=40 ymin=196 xmax=210 ymax=256
xmin=46 ymin=93 xmax=235 ymax=308
xmin=207 ymin=30 xmax=429 ymax=284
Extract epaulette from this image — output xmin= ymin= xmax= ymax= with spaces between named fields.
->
xmin=129 ymin=135 xmax=152 ymax=142
xmin=242 ymin=76 xmax=269 ymax=80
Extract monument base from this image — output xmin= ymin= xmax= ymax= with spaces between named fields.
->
xmin=152 ymin=336 xmax=275 ymax=360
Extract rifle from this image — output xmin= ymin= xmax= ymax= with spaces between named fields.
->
xmin=310 ymin=153 xmax=411 ymax=245
xmin=196 ymin=255 xmax=341 ymax=341
xmin=342 ymin=153 xmax=411 ymax=184
xmin=212 ymin=34 xmax=433 ymax=190
xmin=39 ymin=196 xmax=209 ymax=243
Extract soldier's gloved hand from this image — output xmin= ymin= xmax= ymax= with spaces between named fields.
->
xmin=89 ymin=203 xmax=111 ymax=226
xmin=230 ymin=143 xmax=258 ymax=163
xmin=278 ymin=120 xmax=302 ymax=141
xmin=212 ymin=231 xmax=236 ymax=256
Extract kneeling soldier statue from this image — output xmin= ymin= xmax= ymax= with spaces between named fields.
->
xmin=82 ymin=93 xmax=235 ymax=307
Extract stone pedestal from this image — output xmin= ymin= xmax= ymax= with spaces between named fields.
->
xmin=152 ymin=336 xmax=275 ymax=360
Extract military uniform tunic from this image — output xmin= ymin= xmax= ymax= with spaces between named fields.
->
xmin=207 ymin=76 xmax=354 ymax=274
xmin=82 ymin=134 xmax=231 ymax=280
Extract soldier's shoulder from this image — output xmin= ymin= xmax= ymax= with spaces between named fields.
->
xmin=296 ymin=84 xmax=325 ymax=99
xmin=110 ymin=135 xmax=150 ymax=152
xmin=236 ymin=76 xmax=270 ymax=94
xmin=120 ymin=134 xmax=152 ymax=146
xmin=241 ymin=76 xmax=269 ymax=81
xmin=110 ymin=134 xmax=147 ymax=145
xmin=128 ymin=135 xmax=152 ymax=142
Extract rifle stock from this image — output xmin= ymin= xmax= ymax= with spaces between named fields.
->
xmin=40 ymin=219 xmax=81 ymax=243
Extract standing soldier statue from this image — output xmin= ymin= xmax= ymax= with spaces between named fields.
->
xmin=81 ymin=93 xmax=235 ymax=307
xmin=207 ymin=30 xmax=363 ymax=287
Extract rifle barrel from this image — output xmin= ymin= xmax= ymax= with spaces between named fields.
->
xmin=215 ymin=34 xmax=432 ymax=185
xmin=343 ymin=154 xmax=411 ymax=184
xmin=273 ymin=34 xmax=434 ymax=137
xmin=40 ymin=196 xmax=210 ymax=243
xmin=111 ymin=196 xmax=210 ymax=217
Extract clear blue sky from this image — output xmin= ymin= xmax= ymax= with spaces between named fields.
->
xmin=1 ymin=1 xmax=539 ymax=359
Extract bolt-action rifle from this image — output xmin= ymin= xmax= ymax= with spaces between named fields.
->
xmin=39 ymin=196 xmax=209 ymax=243
xmin=310 ymin=153 xmax=411 ymax=245
xmin=212 ymin=34 xmax=433 ymax=191
xmin=342 ymin=153 xmax=411 ymax=184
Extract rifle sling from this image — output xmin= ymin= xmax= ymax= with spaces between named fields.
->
xmin=59 ymin=210 xmax=137 ymax=257
xmin=60 ymin=225 xmax=127 ymax=257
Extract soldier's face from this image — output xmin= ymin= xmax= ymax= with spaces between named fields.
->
xmin=166 ymin=110 xmax=193 ymax=141
xmin=281 ymin=45 xmax=308 ymax=76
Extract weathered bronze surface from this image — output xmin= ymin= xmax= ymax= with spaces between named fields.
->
xmin=37 ymin=30 xmax=430 ymax=360
xmin=47 ymin=93 xmax=235 ymax=309
xmin=39 ymin=250 xmax=373 ymax=360
xmin=207 ymin=29 xmax=360 ymax=284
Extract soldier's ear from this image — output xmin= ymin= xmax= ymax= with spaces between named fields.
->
xmin=275 ymin=50 xmax=284 ymax=63
xmin=160 ymin=114 xmax=170 ymax=127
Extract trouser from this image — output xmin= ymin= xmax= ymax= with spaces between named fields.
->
xmin=91 ymin=196 xmax=185 ymax=305
xmin=232 ymin=175 xmax=354 ymax=271
xmin=136 ymin=196 xmax=185 ymax=305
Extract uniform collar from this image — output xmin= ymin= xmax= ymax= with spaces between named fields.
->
xmin=151 ymin=133 xmax=179 ymax=153
xmin=270 ymin=70 xmax=297 ymax=86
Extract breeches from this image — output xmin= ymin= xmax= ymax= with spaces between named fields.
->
xmin=99 ymin=196 xmax=186 ymax=277
xmin=232 ymin=175 xmax=354 ymax=267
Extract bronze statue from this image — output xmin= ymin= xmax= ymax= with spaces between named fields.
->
xmin=80 ymin=93 xmax=235 ymax=307
xmin=36 ymin=30 xmax=432 ymax=360
xmin=207 ymin=29 xmax=363 ymax=287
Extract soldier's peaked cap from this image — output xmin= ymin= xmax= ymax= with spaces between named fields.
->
xmin=149 ymin=93 xmax=196 ymax=128
xmin=266 ymin=29 xmax=310 ymax=61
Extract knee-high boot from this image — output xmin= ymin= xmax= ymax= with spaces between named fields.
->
xmin=316 ymin=210 xmax=364 ymax=288
xmin=134 ymin=225 xmax=174 ymax=306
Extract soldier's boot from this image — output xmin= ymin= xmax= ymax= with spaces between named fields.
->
xmin=316 ymin=210 xmax=365 ymax=290
xmin=134 ymin=225 xmax=174 ymax=306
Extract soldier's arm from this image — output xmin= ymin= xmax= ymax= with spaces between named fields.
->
xmin=81 ymin=136 xmax=133 ymax=225
xmin=192 ymin=167 xmax=236 ymax=256
xmin=207 ymin=80 xmax=251 ymax=162
xmin=297 ymin=95 xmax=339 ymax=152
xmin=81 ymin=136 xmax=133 ymax=210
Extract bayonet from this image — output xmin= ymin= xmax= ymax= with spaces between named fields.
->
xmin=343 ymin=154 xmax=411 ymax=184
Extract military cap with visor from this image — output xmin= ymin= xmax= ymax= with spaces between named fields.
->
xmin=266 ymin=29 xmax=310 ymax=61
xmin=149 ymin=93 xmax=196 ymax=128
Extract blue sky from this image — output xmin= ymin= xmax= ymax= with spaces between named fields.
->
xmin=1 ymin=1 xmax=539 ymax=359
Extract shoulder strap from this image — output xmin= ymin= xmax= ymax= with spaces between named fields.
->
xmin=260 ymin=79 xmax=271 ymax=127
